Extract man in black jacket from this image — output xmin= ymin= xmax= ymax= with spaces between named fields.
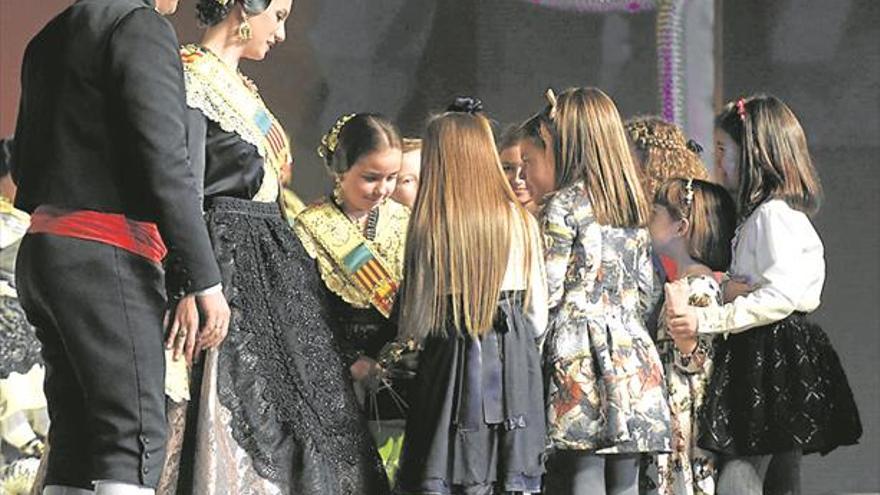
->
xmin=11 ymin=0 xmax=229 ymax=493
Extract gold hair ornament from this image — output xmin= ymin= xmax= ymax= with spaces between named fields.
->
xmin=317 ymin=113 xmax=357 ymax=159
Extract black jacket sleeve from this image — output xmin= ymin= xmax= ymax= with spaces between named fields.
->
xmin=108 ymin=8 xmax=220 ymax=292
xmin=186 ymin=109 xmax=208 ymax=209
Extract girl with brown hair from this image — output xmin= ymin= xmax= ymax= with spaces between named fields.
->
xmin=646 ymin=178 xmax=737 ymax=494
xmin=394 ymin=98 xmax=548 ymax=495
xmin=294 ymin=112 xmax=413 ymax=479
xmin=497 ymin=125 xmax=539 ymax=215
xmin=528 ymin=87 xmax=672 ymax=495
xmin=667 ymin=94 xmax=862 ymax=493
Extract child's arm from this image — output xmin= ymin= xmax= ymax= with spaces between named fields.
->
xmin=670 ymin=204 xmax=823 ymax=336
xmin=541 ymin=192 xmax=578 ymax=310
xmin=673 ymin=336 xmax=711 ymax=374
xmin=525 ymin=214 xmax=549 ymax=339
xmin=637 ymin=231 xmax=661 ymax=323
xmin=722 ymin=277 xmax=753 ymax=303
xmin=670 ymin=277 xmax=718 ymax=374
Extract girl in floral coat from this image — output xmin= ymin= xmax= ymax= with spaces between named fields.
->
xmin=519 ymin=87 xmax=671 ymax=495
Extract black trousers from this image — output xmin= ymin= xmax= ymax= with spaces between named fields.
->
xmin=16 ymin=234 xmax=167 ymax=488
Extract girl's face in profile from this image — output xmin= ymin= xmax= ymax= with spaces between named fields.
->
xmin=713 ymin=129 xmax=740 ymax=195
xmin=520 ymin=127 xmax=556 ymax=202
xmin=242 ymin=0 xmax=293 ymax=61
xmin=648 ymin=203 xmax=684 ymax=257
xmin=500 ymin=143 xmax=532 ymax=206
xmin=391 ymin=149 xmax=421 ymax=208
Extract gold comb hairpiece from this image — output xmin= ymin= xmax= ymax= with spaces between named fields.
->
xmin=317 ymin=113 xmax=357 ymax=160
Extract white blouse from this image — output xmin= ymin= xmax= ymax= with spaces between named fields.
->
xmin=501 ymin=206 xmax=549 ymax=339
xmin=698 ymin=199 xmax=825 ymax=334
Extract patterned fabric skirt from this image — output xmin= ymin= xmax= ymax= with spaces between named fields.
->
xmin=395 ymin=294 xmax=546 ymax=495
xmin=544 ymin=317 xmax=672 ymax=454
xmin=698 ymin=313 xmax=862 ymax=456
xmin=642 ymin=339 xmax=717 ymax=495
xmin=159 ymin=197 xmax=389 ymax=495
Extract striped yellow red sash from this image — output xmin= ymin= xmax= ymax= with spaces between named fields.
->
xmin=297 ymin=203 xmax=400 ymax=317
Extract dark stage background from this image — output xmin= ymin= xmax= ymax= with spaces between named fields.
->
xmin=1 ymin=1 xmax=877 ymax=492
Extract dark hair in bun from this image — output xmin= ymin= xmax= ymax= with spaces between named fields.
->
xmin=196 ymin=0 xmax=273 ymax=27
xmin=447 ymin=96 xmax=484 ymax=114
xmin=319 ymin=114 xmax=402 ymax=175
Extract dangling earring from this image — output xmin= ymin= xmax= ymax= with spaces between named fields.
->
xmin=238 ymin=18 xmax=252 ymax=41
xmin=333 ymin=175 xmax=344 ymax=207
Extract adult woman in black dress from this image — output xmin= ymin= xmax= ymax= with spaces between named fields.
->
xmin=158 ymin=1 xmax=389 ymax=493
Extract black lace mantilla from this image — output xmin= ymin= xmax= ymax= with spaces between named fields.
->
xmin=0 ymin=295 xmax=43 ymax=379
xmin=203 ymin=197 xmax=389 ymax=494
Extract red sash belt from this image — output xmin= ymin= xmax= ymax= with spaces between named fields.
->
xmin=28 ymin=206 xmax=167 ymax=263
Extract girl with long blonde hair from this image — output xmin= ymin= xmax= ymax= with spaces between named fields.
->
xmin=395 ymin=98 xmax=548 ymax=495
xmin=526 ymin=88 xmax=672 ymax=495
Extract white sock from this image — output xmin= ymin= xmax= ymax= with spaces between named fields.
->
xmin=93 ymin=481 xmax=155 ymax=495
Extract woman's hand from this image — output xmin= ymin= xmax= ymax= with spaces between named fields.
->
xmin=165 ymin=295 xmax=199 ymax=365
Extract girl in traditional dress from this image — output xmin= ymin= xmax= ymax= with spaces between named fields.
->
xmin=293 ymin=113 xmax=414 ymax=480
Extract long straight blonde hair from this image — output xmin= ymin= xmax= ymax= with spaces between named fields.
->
xmin=550 ymin=87 xmax=650 ymax=227
xmin=399 ymin=111 xmax=534 ymax=340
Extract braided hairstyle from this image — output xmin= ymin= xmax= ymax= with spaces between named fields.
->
xmin=625 ymin=115 xmax=708 ymax=200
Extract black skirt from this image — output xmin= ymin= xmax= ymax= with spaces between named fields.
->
xmin=191 ymin=197 xmax=389 ymax=493
xmin=395 ymin=293 xmax=546 ymax=495
xmin=698 ymin=312 xmax=862 ymax=456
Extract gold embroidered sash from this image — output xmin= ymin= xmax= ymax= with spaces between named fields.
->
xmin=181 ymin=44 xmax=290 ymax=202
xmin=295 ymin=200 xmax=406 ymax=318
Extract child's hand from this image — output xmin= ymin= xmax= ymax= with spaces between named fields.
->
xmin=350 ymin=356 xmax=381 ymax=382
xmin=664 ymin=280 xmax=690 ymax=314
xmin=723 ymin=277 xmax=753 ymax=303
xmin=672 ymin=335 xmax=698 ymax=355
xmin=667 ymin=307 xmax=699 ymax=339
xmin=665 ymin=279 xmax=699 ymax=338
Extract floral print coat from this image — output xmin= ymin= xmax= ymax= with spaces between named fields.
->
xmin=541 ymin=182 xmax=671 ymax=454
